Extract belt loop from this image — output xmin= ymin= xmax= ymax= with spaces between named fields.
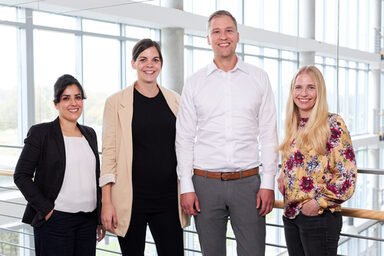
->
xmin=240 ymin=171 xmax=242 ymax=179
xmin=204 ymin=171 xmax=207 ymax=178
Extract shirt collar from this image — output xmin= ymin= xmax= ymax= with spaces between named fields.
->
xmin=206 ymin=55 xmax=250 ymax=76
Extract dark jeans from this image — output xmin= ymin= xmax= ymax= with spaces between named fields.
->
xmin=283 ymin=211 xmax=342 ymax=256
xmin=118 ymin=209 xmax=184 ymax=256
xmin=33 ymin=210 xmax=97 ymax=256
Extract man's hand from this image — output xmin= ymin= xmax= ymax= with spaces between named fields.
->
xmin=256 ymin=189 xmax=275 ymax=216
xmin=181 ymin=192 xmax=200 ymax=216
xmin=277 ymin=172 xmax=285 ymax=196
xmin=101 ymin=201 xmax=118 ymax=232
xmin=301 ymin=199 xmax=320 ymax=216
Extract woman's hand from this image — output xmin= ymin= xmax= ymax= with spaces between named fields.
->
xmin=97 ymin=225 xmax=106 ymax=242
xmin=101 ymin=202 xmax=118 ymax=232
xmin=301 ymin=199 xmax=320 ymax=216
xmin=45 ymin=209 xmax=54 ymax=221
xmin=277 ymin=172 xmax=285 ymax=196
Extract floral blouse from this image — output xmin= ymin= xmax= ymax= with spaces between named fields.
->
xmin=282 ymin=113 xmax=357 ymax=219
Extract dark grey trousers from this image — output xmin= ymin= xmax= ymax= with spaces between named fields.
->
xmin=193 ymin=174 xmax=266 ymax=256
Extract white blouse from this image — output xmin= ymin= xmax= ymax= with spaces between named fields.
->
xmin=54 ymin=136 xmax=97 ymax=213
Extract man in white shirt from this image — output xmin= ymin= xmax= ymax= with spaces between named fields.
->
xmin=176 ymin=10 xmax=278 ymax=256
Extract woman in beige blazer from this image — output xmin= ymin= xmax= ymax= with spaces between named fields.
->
xmin=100 ymin=39 xmax=189 ymax=256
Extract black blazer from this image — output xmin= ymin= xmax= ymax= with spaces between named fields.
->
xmin=14 ymin=117 xmax=101 ymax=227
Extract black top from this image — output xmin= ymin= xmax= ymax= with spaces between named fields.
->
xmin=131 ymin=88 xmax=178 ymax=212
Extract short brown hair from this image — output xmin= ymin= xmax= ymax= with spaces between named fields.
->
xmin=207 ymin=10 xmax=238 ymax=31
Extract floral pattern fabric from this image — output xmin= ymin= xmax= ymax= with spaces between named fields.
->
xmin=282 ymin=114 xmax=357 ymax=219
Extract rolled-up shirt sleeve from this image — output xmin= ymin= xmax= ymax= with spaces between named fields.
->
xmin=176 ymin=79 xmax=197 ymax=194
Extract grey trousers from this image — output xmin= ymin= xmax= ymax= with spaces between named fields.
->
xmin=193 ymin=174 xmax=266 ymax=256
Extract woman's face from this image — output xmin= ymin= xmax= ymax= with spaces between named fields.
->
xmin=55 ymin=84 xmax=83 ymax=123
xmin=293 ymin=73 xmax=317 ymax=118
xmin=131 ymin=46 xmax=162 ymax=84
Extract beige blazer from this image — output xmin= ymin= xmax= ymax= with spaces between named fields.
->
xmin=100 ymin=84 xmax=190 ymax=237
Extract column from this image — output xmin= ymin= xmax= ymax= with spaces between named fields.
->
xmin=161 ymin=0 xmax=184 ymax=94
xmin=298 ymin=0 xmax=315 ymax=66
xmin=369 ymin=0 xmax=382 ymax=135
xmin=19 ymin=8 xmax=35 ymax=141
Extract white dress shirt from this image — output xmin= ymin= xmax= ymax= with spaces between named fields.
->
xmin=176 ymin=57 xmax=278 ymax=194
xmin=55 ymin=136 xmax=97 ymax=213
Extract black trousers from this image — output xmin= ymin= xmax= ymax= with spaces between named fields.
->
xmin=118 ymin=209 xmax=184 ymax=256
xmin=283 ymin=211 xmax=342 ymax=256
xmin=33 ymin=210 xmax=97 ymax=256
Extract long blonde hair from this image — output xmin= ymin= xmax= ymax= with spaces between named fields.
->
xmin=279 ymin=66 xmax=330 ymax=158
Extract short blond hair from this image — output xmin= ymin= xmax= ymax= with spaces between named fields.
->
xmin=207 ymin=10 xmax=238 ymax=32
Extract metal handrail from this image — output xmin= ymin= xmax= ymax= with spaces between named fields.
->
xmin=1 ymin=168 xmax=384 ymax=255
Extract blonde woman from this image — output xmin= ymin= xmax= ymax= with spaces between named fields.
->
xmin=278 ymin=66 xmax=357 ymax=256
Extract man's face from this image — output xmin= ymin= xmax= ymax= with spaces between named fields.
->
xmin=207 ymin=15 xmax=239 ymax=60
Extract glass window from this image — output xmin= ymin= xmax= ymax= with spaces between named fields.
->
xmin=34 ymin=30 xmax=77 ymax=123
xmin=192 ymin=49 xmax=213 ymax=72
xmin=245 ymin=0 xmax=284 ymax=32
xmin=244 ymin=45 xmax=261 ymax=56
xmin=357 ymin=0 xmax=369 ymax=51
xmin=0 ymin=147 xmax=22 ymax=170
xmin=357 ymin=70 xmax=368 ymax=134
xmin=324 ymin=0 xmax=338 ymax=46
xmin=0 ymin=25 xmax=19 ymax=146
xmin=147 ymin=0 xmax=160 ymax=6
xmin=244 ymin=0 xmax=263 ymax=28
xmin=125 ymin=25 xmax=159 ymax=40
xmin=263 ymin=0 xmax=279 ymax=32
xmin=192 ymin=36 xmax=210 ymax=49
xmin=244 ymin=55 xmax=262 ymax=67
xmin=280 ymin=60 xmax=298 ymax=140
xmin=186 ymin=0 xmax=216 ymax=17
xmin=0 ymin=5 xmax=21 ymax=22
xmin=82 ymin=19 xmax=120 ymax=36
xmin=264 ymin=48 xmax=279 ymax=58
xmin=281 ymin=50 xmax=296 ymax=60
xmin=263 ymin=58 xmax=279 ymax=99
xmin=280 ymin=0 xmax=298 ymax=36
xmin=126 ymin=40 xmax=138 ymax=86
xmin=316 ymin=0 xmax=372 ymax=52
xmin=83 ymin=36 xmax=121 ymax=148
xmin=338 ymin=67 xmax=348 ymax=129
xmin=217 ymin=0 xmax=242 ymax=24
xmin=33 ymin=11 xmax=78 ymax=30
xmin=315 ymin=0 xmax=337 ymax=45
xmin=347 ymin=68 xmax=357 ymax=133
xmin=323 ymin=65 xmax=337 ymax=113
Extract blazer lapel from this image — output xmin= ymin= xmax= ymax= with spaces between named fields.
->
xmin=52 ymin=117 xmax=66 ymax=173
xmin=159 ymin=86 xmax=179 ymax=116
xmin=118 ymin=86 xmax=134 ymax=168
